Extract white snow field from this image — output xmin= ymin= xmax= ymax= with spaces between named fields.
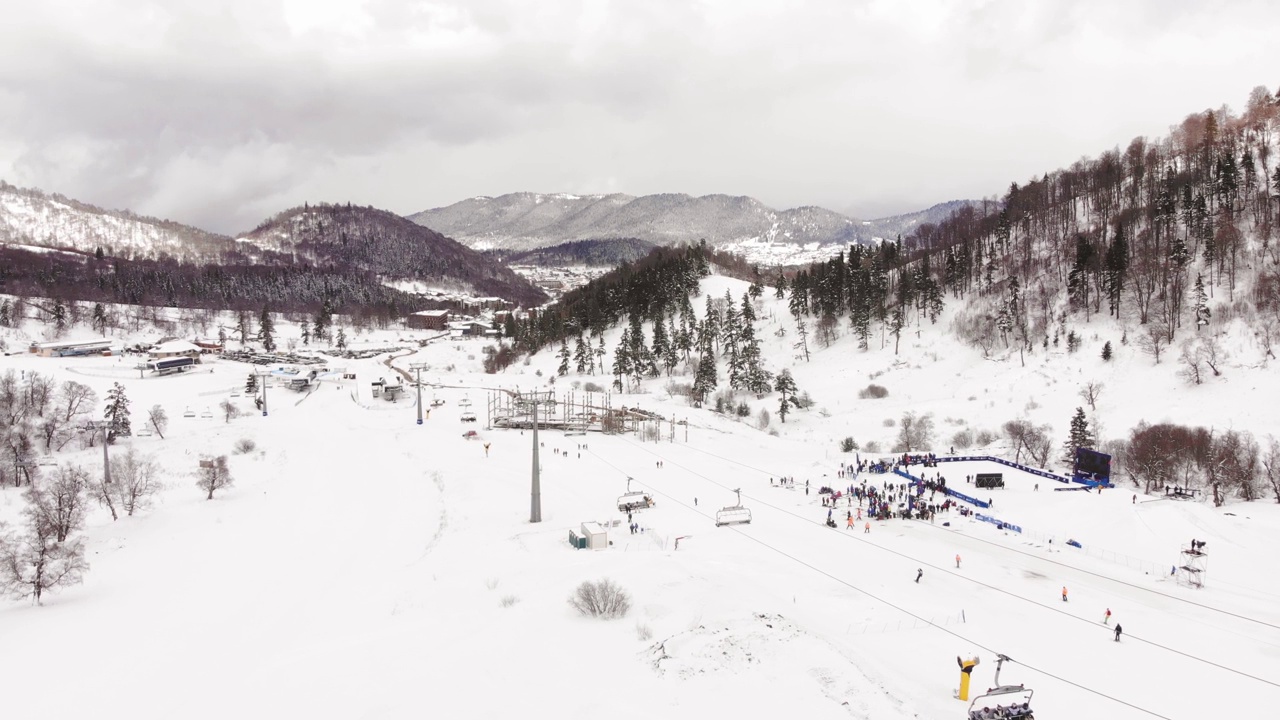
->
xmin=3 ymin=277 xmax=1280 ymax=720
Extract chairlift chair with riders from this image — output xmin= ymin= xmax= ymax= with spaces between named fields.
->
xmin=967 ymin=654 xmax=1034 ymax=720
xmin=617 ymin=477 xmax=654 ymax=512
xmin=715 ymin=489 xmax=752 ymax=527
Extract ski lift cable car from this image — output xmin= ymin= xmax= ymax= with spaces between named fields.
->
xmin=715 ymin=488 xmax=752 ymax=527
xmin=967 ymin=654 xmax=1034 ymax=720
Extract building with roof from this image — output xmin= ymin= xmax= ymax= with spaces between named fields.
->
xmin=147 ymin=340 xmax=202 ymax=360
xmin=29 ymin=338 xmax=113 ymax=357
xmin=407 ymin=309 xmax=450 ymax=330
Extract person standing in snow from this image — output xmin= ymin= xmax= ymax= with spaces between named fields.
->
xmin=1104 ymin=608 xmax=1112 ymax=625
xmin=1114 ymin=624 xmax=1123 ymax=642
xmin=1062 ymin=586 xmax=1069 ymax=602
xmin=955 ymin=554 xmax=961 ymax=568
xmin=915 ymin=568 xmax=923 ymax=583
xmin=864 ymin=521 xmax=871 ymax=534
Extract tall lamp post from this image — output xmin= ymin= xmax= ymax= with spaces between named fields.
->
xmin=410 ymin=362 xmax=430 ymax=425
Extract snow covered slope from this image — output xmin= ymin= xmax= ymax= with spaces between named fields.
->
xmin=0 ymin=181 xmax=230 ymax=260
xmin=2 ymin=278 xmax=1278 ymax=719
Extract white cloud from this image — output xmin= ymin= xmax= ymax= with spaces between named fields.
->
xmin=0 ymin=0 xmax=1275 ymax=233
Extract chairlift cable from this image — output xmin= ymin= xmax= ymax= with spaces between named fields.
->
xmin=670 ymin=439 xmax=1280 ymax=632
xmin=612 ymin=437 xmax=1280 ymax=691
xmin=587 ymin=445 xmax=1176 ymax=720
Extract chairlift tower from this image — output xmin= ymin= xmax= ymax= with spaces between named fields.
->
xmin=511 ymin=389 xmax=555 ymax=523
xmin=1178 ymin=541 xmax=1208 ymax=589
xmin=409 ymin=362 xmax=429 ymax=425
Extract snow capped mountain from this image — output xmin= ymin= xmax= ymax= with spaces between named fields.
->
xmin=0 ymin=181 xmax=231 ymax=260
xmin=409 ymin=192 xmax=980 ymax=266
xmin=408 ymin=192 xmax=866 ymax=255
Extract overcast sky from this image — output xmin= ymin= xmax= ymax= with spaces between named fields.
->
xmin=1 ymin=0 xmax=1276 ymax=235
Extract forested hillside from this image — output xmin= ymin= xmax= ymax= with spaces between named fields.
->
xmin=488 ymin=237 xmax=658 ymax=267
xmin=237 ymin=204 xmax=547 ymax=307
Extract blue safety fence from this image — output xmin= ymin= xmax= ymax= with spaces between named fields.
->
xmin=894 ymin=468 xmax=990 ymax=509
xmin=929 ymin=454 xmax=1112 ymax=487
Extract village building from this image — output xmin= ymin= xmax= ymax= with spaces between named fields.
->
xmin=29 ymin=338 xmax=113 ymax=357
xmin=147 ymin=340 xmax=203 ymax=360
xmin=407 ymin=309 xmax=450 ymax=330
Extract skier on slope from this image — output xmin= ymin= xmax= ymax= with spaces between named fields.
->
xmin=915 ymin=568 xmax=924 ymax=583
xmin=1114 ymin=624 xmax=1123 ymax=642
xmin=1104 ymin=608 xmax=1112 ymax=625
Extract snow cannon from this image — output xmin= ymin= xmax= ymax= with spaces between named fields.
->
xmin=957 ymin=655 xmax=980 ymax=701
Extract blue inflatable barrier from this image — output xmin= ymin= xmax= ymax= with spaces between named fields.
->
xmin=974 ymin=513 xmax=1022 ymax=533
xmin=1066 ymin=539 xmax=1082 ymax=548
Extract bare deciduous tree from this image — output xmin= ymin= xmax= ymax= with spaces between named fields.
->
xmin=567 ymin=578 xmax=631 ymax=619
xmin=1179 ymin=339 xmax=1206 ymax=385
xmin=147 ymin=405 xmax=168 ymax=439
xmin=1263 ymin=436 xmax=1280 ymax=503
xmin=1137 ymin=325 xmax=1167 ymax=364
xmin=218 ymin=400 xmax=241 ymax=424
xmin=109 ymin=449 xmax=162 ymax=517
xmin=27 ymin=465 xmax=90 ymax=542
xmin=894 ymin=412 xmax=935 ymax=453
xmin=196 ymin=455 xmax=233 ymax=500
xmin=1079 ymin=381 xmax=1104 ymax=411
xmin=0 ymin=521 xmax=88 ymax=605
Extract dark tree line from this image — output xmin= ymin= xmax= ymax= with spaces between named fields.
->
xmin=0 ymin=245 xmax=417 ymax=323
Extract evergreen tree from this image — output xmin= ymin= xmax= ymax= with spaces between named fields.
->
xmin=793 ymin=317 xmax=811 ymax=362
xmin=1062 ymin=407 xmax=1096 ymax=466
xmin=691 ymin=349 xmax=717 ymax=406
xmin=663 ymin=318 xmax=681 ymax=376
xmin=0 ymin=299 xmax=10 ymax=327
xmin=336 ymin=327 xmax=347 ymax=349
xmin=774 ymin=272 xmax=788 ymax=299
xmin=1193 ymin=273 xmax=1211 ymax=330
xmin=774 ymin=369 xmax=799 ymax=423
xmin=91 ymin=302 xmax=109 ymax=334
xmin=651 ymin=316 xmax=671 ymax=372
xmin=217 ymin=327 xmax=227 ymax=348
xmin=595 ymin=335 xmax=607 ymax=375
xmin=612 ymin=328 xmax=632 ymax=392
xmin=703 ymin=296 xmax=721 ymax=356
xmin=257 ymin=305 xmax=276 ymax=352
xmin=890 ymin=306 xmax=905 ymax=355
xmin=573 ymin=333 xmax=591 ymax=374
xmin=236 ymin=312 xmax=252 ymax=344
xmin=104 ymin=382 xmax=131 ymax=442
xmin=1101 ymin=341 xmax=1113 ymax=361
xmin=556 ymin=338 xmax=571 ymax=376
xmin=300 ymin=319 xmax=311 ymax=346
xmin=313 ymin=302 xmax=332 ymax=342
xmin=52 ymin=300 xmax=67 ymax=335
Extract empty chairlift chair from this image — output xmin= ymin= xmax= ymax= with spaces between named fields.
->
xmin=715 ymin=489 xmax=752 ymax=527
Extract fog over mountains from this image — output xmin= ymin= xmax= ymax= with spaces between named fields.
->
xmin=409 ymin=192 xmax=973 ymax=257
